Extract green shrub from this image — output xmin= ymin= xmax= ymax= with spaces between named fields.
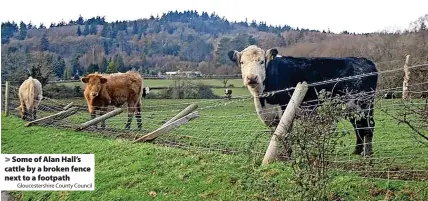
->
xmin=146 ymin=78 xmax=220 ymax=99
xmin=44 ymin=84 xmax=83 ymax=99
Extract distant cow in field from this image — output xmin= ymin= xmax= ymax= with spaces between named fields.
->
xmin=142 ymin=86 xmax=150 ymax=98
xmin=228 ymin=45 xmax=378 ymax=156
xmin=17 ymin=76 xmax=43 ymax=121
xmin=80 ymin=71 xmax=144 ymax=130
xmin=224 ymin=88 xmax=232 ymax=100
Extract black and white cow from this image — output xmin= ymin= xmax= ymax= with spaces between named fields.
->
xmin=142 ymin=86 xmax=150 ymax=98
xmin=228 ymin=45 xmax=378 ymax=156
xmin=224 ymin=88 xmax=232 ymax=100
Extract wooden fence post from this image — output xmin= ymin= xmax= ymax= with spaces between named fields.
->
xmin=4 ymin=81 xmax=10 ymax=116
xmin=25 ymin=107 xmax=79 ymax=127
xmin=63 ymin=102 xmax=74 ymax=110
xmin=75 ymin=108 xmax=124 ymax=131
xmin=402 ymin=55 xmax=411 ymax=99
xmin=262 ymin=82 xmax=309 ymax=165
xmin=133 ymin=111 xmax=199 ymax=143
xmin=162 ymin=103 xmax=198 ymax=126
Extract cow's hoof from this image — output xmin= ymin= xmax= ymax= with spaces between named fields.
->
xmin=353 ymin=148 xmax=363 ymax=155
xmin=361 ymin=152 xmax=373 ymax=158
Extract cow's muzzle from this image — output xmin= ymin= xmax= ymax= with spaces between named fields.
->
xmin=90 ymin=92 xmax=99 ymax=97
xmin=246 ymin=74 xmax=259 ymax=88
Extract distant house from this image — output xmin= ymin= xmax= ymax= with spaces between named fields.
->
xmin=165 ymin=70 xmax=202 ymax=78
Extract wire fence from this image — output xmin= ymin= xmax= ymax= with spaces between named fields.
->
xmin=2 ymin=59 xmax=428 ymax=184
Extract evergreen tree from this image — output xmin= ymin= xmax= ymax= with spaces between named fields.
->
xmin=53 ymin=56 xmax=66 ymax=77
xmin=77 ymin=15 xmax=84 ymax=25
xmin=27 ymin=22 xmax=33 ymax=29
xmin=106 ymin=60 xmax=117 ymax=73
xmin=132 ymin=21 xmax=138 ymax=35
xmin=89 ymin=23 xmax=97 ymax=34
xmin=114 ymin=54 xmax=126 ymax=72
xmin=40 ymin=33 xmax=49 ymax=51
xmin=99 ymin=57 xmax=108 ymax=72
xmin=83 ymin=23 xmax=90 ymax=36
xmin=109 ymin=24 xmax=118 ymax=38
xmin=1 ymin=21 xmax=19 ymax=44
xmin=19 ymin=21 xmax=27 ymax=40
xmin=248 ymin=35 xmax=257 ymax=45
xmin=71 ymin=54 xmax=84 ymax=75
xmin=215 ymin=37 xmax=231 ymax=66
xmin=87 ymin=63 xmax=99 ymax=73
xmin=76 ymin=26 xmax=82 ymax=36
xmin=63 ymin=68 xmax=68 ymax=80
xmin=103 ymin=40 xmax=110 ymax=55
xmin=63 ymin=66 xmax=72 ymax=80
xmin=101 ymin=23 xmax=110 ymax=37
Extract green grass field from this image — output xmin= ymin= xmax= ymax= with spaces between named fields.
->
xmin=2 ymin=98 xmax=428 ymax=200
xmin=54 ymin=79 xmax=250 ymax=97
xmin=56 ymin=79 xmax=244 ymax=88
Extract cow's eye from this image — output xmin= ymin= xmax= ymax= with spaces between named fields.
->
xmin=260 ymin=60 xmax=265 ymax=64
xmin=240 ymin=61 xmax=244 ymax=65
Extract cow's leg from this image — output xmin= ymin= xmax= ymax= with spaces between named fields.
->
xmin=350 ymin=117 xmax=364 ymax=155
xmin=99 ymin=107 xmax=107 ymax=129
xmin=26 ymin=108 xmax=32 ymax=121
xmin=32 ymin=109 xmax=37 ymax=121
xmin=363 ymin=110 xmax=375 ymax=157
xmin=353 ymin=117 xmax=375 ymax=157
xmin=90 ymin=106 xmax=98 ymax=129
xmin=351 ymin=113 xmax=375 ymax=157
xmin=125 ymin=104 xmax=136 ymax=130
xmin=20 ymin=102 xmax=27 ymax=120
xmin=135 ymin=102 xmax=142 ymax=130
xmin=24 ymin=108 xmax=30 ymax=121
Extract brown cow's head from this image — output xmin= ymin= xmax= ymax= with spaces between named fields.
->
xmin=81 ymin=73 xmax=107 ymax=97
xmin=228 ymin=45 xmax=278 ymax=96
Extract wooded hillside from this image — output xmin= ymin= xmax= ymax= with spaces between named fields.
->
xmin=1 ymin=11 xmax=427 ymax=89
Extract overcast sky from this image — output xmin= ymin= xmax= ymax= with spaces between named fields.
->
xmin=1 ymin=0 xmax=427 ymax=33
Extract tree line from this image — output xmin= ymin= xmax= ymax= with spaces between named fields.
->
xmin=1 ymin=11 xmax=427 ymax=87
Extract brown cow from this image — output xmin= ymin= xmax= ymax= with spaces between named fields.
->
xmin=81 ymin=71 xmax=144 ymax=130
xmin=17 ymin=76 xmax=43 ymax=121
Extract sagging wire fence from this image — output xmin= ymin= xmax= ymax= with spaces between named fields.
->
xmin=1 ymin=58 xmax=428 ymax=188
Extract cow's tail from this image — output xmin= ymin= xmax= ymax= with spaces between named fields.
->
xmin=27 ymin=77 xmax=35 ymax=110
xmin=137 ymin=79 xmax=144 ymax=106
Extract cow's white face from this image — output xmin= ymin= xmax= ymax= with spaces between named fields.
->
xmin=228 ymin=45 xmax=278 ymax=96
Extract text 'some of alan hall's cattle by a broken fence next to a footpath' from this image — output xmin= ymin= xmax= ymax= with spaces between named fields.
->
xmin=0 ymin=154 xmax=95 ymax=191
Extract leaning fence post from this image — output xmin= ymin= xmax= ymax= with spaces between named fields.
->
xmin=162 ymin=103 xmax=198 ymax=126
xmin=63 ymin=102 xmax=74 ymax=110
xmin=133 ymin=111 xmax=200 ymax=143
xmin=25 ymin=107 xmax=79 ymax=127
xmin=75 ymin=108 xmax=124 ymax=131
xmin=4 ymin=81 xmax=10 ymax=116
xmin=402 ymin=55 xmax=411 ymax=99
xmin=262 ymin=82 xmax=309 ymax=165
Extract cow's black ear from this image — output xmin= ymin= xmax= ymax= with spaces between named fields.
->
xmin=266 ymin=48 xmax=278 ymax=61
xmin=228 ymin=50 xmax=241 ymax=65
